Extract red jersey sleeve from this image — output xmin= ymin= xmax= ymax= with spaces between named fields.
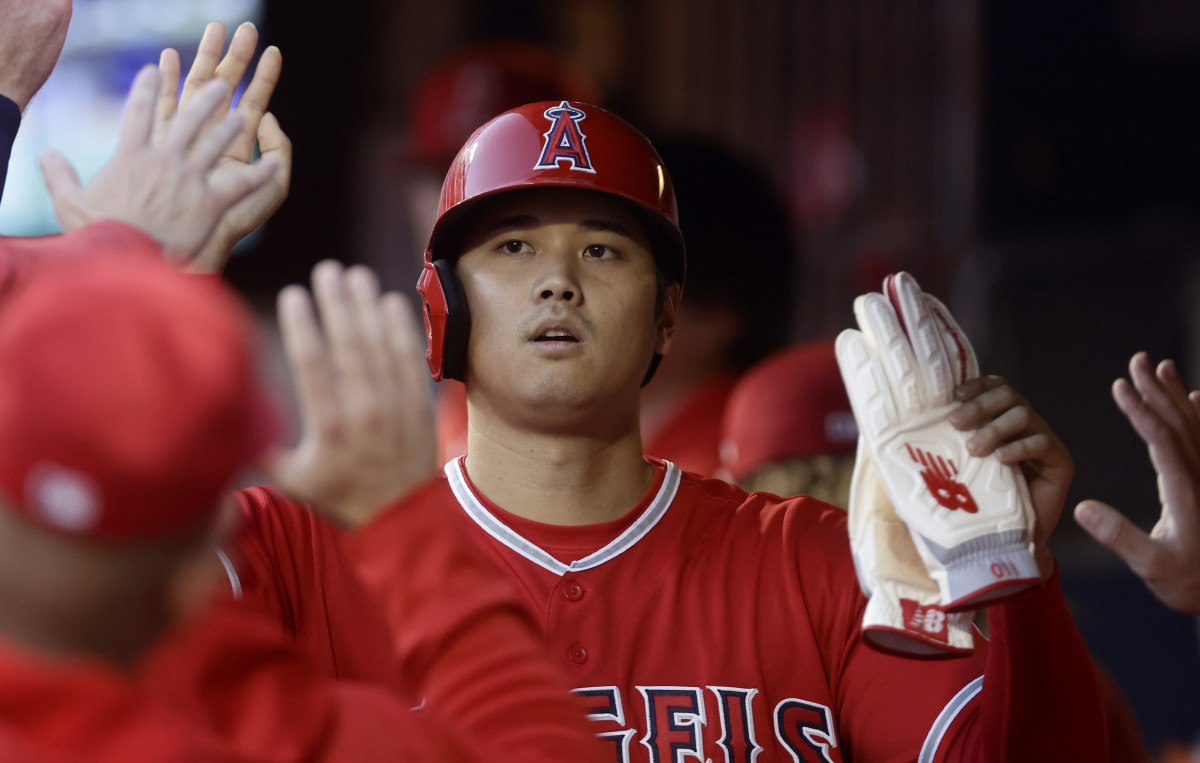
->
xmin=788 ymin=500 xmax=1107 ymax=761
xmin=231 ymin=486 xmax=404 ymax=688
xmin=350 ymin=477 xmax=607 ymax=763
xmin=141 ymin=600 xmax=480 ymax=761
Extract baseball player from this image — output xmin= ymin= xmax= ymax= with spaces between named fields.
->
xmin=368 ymin=100 xmax=1102 ymax=761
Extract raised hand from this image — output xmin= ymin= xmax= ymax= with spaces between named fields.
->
xmin=265 ymin=261 xmax=439 ymax=527
xmin=39 ymin=66 xmax=279 ymax=258
xmin=950 ymin=375 xmax=1074 ymax=579
xmin=156 ymin=21 xmax=290 ymax=272
xmin=1074 ymin=353 xmax=1200 ymax=615
xmin=0 ymin=0 xmax=71 ymax=111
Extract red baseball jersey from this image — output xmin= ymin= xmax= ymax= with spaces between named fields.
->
xmin=359 ymin=456 xmax=1107 ymax=763
xmin=231 ymin=485 xmax=607 ymax=763
xmin=0 ymin=602 xmax=476 ymax=761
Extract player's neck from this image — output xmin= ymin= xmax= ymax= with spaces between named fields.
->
xmin=463 ymin=412 xmax=654 ymax=526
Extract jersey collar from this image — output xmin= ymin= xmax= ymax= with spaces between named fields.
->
xmin=445 ymin=456 xmax=681 ymax=575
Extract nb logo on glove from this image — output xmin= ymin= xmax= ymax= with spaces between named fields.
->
xmin=901 ymin=599 xmax=949 ymax=641
xmin=906 ymin=445 xmax=978 ymax=514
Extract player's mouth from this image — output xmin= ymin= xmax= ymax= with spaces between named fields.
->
xmin=528 ymin=320 xmax=583 ymax=350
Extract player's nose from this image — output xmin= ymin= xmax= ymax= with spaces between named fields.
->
xmin=532 ymin=249 xmax=583 ymax=305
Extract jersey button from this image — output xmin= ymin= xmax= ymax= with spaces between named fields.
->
xmin=567 ymin=644 xmax=588 ymax=664
xmin=563 ymin=583 xmax=585 ymax=601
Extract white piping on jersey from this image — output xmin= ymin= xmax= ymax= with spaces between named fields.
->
xmin=445 ymin=457 xmax=682 ymax=576
xmin=214 ymin=546 xmax=242 ymax=600
xmin=919 ymin=675 xmax=982 ymax=762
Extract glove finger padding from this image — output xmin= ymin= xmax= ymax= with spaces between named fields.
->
xmin=837 ymin=272 xmax=1040 ymax=612
xmin=847 ymin=438 xmax=975 ymax=657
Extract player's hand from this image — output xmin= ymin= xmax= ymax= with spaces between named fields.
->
xmin=39 ymin=65 xmax=279 ymax=258
xmin=950 ymin=375 xmax=1073 ymax=579
xmin=155 ymin=21 xmax=290 ymax=273
xmin=0 ymin=0 xmax=71 ymax=111
xmin=1074 ymin=353 xmax=1200 ymax=615
xmin=265 ymin=260 xmax=438 ymax=527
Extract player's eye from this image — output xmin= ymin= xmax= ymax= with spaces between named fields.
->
xmin=499 ymin=240 xmax=532 ymax=254
xmin=584 ymin=243 xmax=614 ymax=259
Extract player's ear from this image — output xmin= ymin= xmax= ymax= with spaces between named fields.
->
xmin=654 ymin=283 xmax=681 ymax=356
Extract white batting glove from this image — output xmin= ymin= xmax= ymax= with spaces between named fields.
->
xmin=836 ymin=272 xmax=1040 ymax=611
xmin=847 ymin=440 xmax=976 ymax=656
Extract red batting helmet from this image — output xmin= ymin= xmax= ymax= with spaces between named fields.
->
xmin=417 ymin=100 xmax=686 ymax=382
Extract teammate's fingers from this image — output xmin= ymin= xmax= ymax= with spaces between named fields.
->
xmin=209 ymin=156 xmax=279 ymax=210
xmin=380 ymin=291 xmax=438 ymax=475
xmin=163 ymin=78 xmax=231 ymax=151
xmin=1074 ymin=500 xmax=1162 ymax=579
xmin=226 ymin=45 xmax=281 ymax=160
xmin=312 ymin=261 xmax=377 ymax=419
xmin=37 ymin=149 xmax=83 ymax=208
xmin=1156 ymin=360 xmax=1200 ymax=449
xmin=116 ymin=65 xmax=159 ymax=151
xmin=181 ymin=21 xmax=226 ymax=101
xmin=952 ymin=374 xmax=1007 ymax=403
xmin=154 ymin=49 xmax=182 ymax=140
xmin=381 ymin=291 xmax=435 ymax=410
xmin=213 ymin=21 xmax=259 ymax=91
xmin=278 ymin=284 xmax=341 ymax=440
xmin=948 ymin=377 xmax=1021 ymax=431
xmin=344 ymin=266 xmax=394 ymax=394
xmin=188 ymin=111 xmax=245 ymax=172
xmin=1110 ymin=379 xmax=1200 ymax=536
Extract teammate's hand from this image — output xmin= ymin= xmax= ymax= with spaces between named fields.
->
xmin=39 ymin=66 xmax=279 ymax=258
xmin=1074 ymin=353 xmax=1200 ymax=615
xmin=950 ymin=375 xmax=1073 ymax=579
xmin=0 ymin=0 xmax=71 ymax=111
xmin=155 ymin=21 xmax=290 ymax=273
xmin=266 ymin=261 xmax=438 ymax=527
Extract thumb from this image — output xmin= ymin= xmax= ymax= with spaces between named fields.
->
xmin=38 ymin=149 xmax=82 ymax=202
xmin=39 ymin=150 xmax=95 ymax=232
xmin=1074 ymin=499 xmax=1157 ymax=576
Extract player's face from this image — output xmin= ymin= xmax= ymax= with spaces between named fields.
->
xmin=455 ymin=188 xmax=677 ymax=423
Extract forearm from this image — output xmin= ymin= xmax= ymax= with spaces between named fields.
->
xmin=351 ymin=484 xmax=605 ymax=763
xmin=971 ymin=567 xmax=1107 ymax=761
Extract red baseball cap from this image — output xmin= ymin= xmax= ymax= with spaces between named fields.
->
xmin=406 ymin=41 xmax=603 ymax=170
xmin=0 ymin=220 xmax=163 ymax=300
xmin=720 ymin=339 xmax=859 ymax=481
xmin=0 ymin=251 xmax=276 ymax=541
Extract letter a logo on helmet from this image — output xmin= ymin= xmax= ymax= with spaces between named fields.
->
xmin=534 ymin=101 xmax=596 ymax=173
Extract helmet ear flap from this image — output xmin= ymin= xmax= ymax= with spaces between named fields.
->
xmin=417 ymin=259 xmax=472 ymax=382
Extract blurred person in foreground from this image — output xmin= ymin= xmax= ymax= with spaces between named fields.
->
xmin=0 ymin=249 xmax=483 ymax=761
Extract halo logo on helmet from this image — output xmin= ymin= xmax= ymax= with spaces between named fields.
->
xmin=534 ymin=101 xmax=595 ymax=173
